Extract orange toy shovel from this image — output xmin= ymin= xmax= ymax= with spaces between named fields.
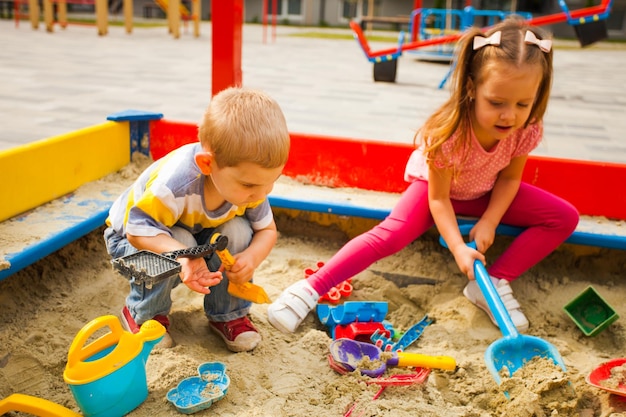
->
xmin=210 ymin=233 xmax=272 ymax=304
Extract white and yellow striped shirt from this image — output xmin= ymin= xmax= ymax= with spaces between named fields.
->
xmin=106 ymin=143 xmax=273 ymax=238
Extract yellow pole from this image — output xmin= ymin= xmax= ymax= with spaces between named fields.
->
xmin=167 ymin=0 xmax=172 ymax=33
xmin=43 ymin=0 xmax=53 ymax=32
xmin=28 ymin=0 xmax=39 ymax=29
xmin=192 ymin=0 xmax=200 ymax=37
xmin=95 ymin=0 xmax=108 ymax=35
xmin=169 ymin=0 xmax=180 ymax=38
xmin=58 ymin=0 xmax=67 ymax=28
xmin=124 ymin=0 xmax=133 ymax=33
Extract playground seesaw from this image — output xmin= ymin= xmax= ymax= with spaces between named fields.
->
xmin=351 ymin=0 xmax=613 ymax=83
xmin=1 ymin=110 xmax=625 ymax=282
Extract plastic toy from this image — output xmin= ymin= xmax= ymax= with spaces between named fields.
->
xmin=111 ymin=244 xmax=219 ymax=288
xmin=166 ymin=362 xmax=231 ymax=414
xmin=474 ymin=257 xmax=566 ymax=392
xmin=335 ymin=321 xmax=390 ymax=342
xmin=329 ymin=338 xmax=456 ymax=377
xmin=317 ymin=301 xmax=388 ymax=326
xmin=111 ymin=234 xmax=271 ymax=304
xmin=317 ymin=301 xmax=388 ymax=339
xmin=304 ymin=262 xmax=324 ymax=278
xmin=320 ymin=280 xmax=353 ymax=303
xmin=586 ymin=358 xmax=626 ymax=397
xmin=371 ymin=314 xmax=433 ymax=352
xmin=305 ymin=261 xmax=354 ymax=303
xmin=0 ymin=393 xmax=81 ymax=417
xmin=63 ymin=315 xmax=165 ymax=417
xmin=210 ymin=233 xmax=272 ymax=304
xmin=329 ymin=351 xmax=432 ymax=417
xmin=563 ymin=286 xmax=619 ymax=336
xmin=440 ymin=233 xmax=566 ymax=397
xmin=340 ymin=368 xmax=431 ymax=417
xmin=327 ymin=352 xmax=431 ymax=384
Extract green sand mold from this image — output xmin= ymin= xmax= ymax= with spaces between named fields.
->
xmin=564 ymin=286 xmax=619 ymax=336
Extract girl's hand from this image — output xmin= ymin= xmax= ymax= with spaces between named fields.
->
xmin=470 ymin=221 xmax=497 ymax=253
xmin=178 ymin=257 xmax=223 ymax=294
xmin=451 ymin=243 xmax=486 ymax=281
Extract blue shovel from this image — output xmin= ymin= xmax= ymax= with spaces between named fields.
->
xmin=440 ymin=232 xmax=567 ymax=392
xmin=471 ymin=256 xmax=567 ymax=386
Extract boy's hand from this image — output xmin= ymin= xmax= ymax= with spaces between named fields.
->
xmin=222 ymin=251 xmax=255 ymax=285
xmin=178 ymin=257 xmax=222 ymax=294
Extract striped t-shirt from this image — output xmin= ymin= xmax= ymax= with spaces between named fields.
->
xmin=106 ymin=143 xmax=274 ymax=238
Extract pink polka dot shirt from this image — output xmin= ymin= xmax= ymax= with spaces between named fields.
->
xmin=404 ymin=122 xmax=542 ymax=201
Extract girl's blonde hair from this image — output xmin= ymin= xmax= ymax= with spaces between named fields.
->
xmin=417 ymin=15 xmax=553 ymax=169
xmin=198 ymin=87 xmax=290 ymax=169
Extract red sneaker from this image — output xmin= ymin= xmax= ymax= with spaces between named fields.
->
xmin=120 ymin=306 xmax=175 ymax=348
xmin=209 ymin=316 xmax=261 ymax=352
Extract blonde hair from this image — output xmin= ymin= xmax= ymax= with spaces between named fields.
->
xmin=198 ymin=87 xmax=290 ymax=169
xmin=417 ymin=15 xmax=553 ymax=169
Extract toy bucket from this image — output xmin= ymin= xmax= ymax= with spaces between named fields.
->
xmin=563 ymin=286 xmax=619 ymax=336
xmin=63 ymin=315 xmax=165 ymax=417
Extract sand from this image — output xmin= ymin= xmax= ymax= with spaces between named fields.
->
xmin=1 ymin=159 xmax=626 ymax=417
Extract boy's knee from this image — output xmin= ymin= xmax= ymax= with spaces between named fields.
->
xmin=216 ymin=217 xmax=253 ymax=253
xmin=171 ymin=227 xmax=198 ymax=248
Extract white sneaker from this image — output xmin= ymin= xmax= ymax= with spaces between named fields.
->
xmin=267 ymin=280 xmax=319 ymax=333
xmin=463 ymin=278 xmax=529 ymax=333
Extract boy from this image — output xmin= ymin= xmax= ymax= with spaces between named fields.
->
xmin=104 ymin=87 xmax=290 ymax=351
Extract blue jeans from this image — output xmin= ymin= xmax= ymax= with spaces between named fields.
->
xmin=104 ymin=216 xmax=254 ymax=324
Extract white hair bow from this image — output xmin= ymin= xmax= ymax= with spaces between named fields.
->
xmin=473 ymin=31 xmax=501 ymax=50
xmin=525 ymin=30 xmax=552 ymax=52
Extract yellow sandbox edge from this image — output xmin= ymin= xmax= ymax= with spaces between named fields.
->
xmin=0 ymin=121 xmax=130 ymax=223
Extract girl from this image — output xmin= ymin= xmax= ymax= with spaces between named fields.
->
xmin=268 ymin=16 xmax=579 ymax=334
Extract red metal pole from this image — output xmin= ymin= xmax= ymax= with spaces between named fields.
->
xmin=211 ymin=0 xmax=243 ymax=96
xmin=411 ymin=0 xmax=421 ymax=42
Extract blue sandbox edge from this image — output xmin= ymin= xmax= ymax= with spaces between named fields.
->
xmin=0 ymin=209 xmax=109 ymax=282
xmin=1 ymin=196 xmax=624 ymax=283
xmin=269 ymin=196 xmax=626 ymax=251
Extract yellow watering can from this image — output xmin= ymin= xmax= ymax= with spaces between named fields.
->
xmin=63 ymin=315 xmax=165 ymax=417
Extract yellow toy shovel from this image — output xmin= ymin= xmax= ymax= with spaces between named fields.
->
xmin=0 ymin=393 xmax=81 ymax=417
xmin=210 ymin=233 xmax=272 ymax=304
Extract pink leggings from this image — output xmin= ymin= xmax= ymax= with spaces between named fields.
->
xmin=307 ymin=180 xmax=579 ymax=295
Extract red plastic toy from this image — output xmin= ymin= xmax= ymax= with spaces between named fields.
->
xmin=334 ymin=322 xmax=390 ymax=343
xmin=587 ymin=358 xmax=626 ymax=397
xmin=305 ymin=262 xmax=354 ymax=304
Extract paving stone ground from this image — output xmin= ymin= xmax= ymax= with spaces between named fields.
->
xmin=1 ymin=19 xmax=626 ymax=163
